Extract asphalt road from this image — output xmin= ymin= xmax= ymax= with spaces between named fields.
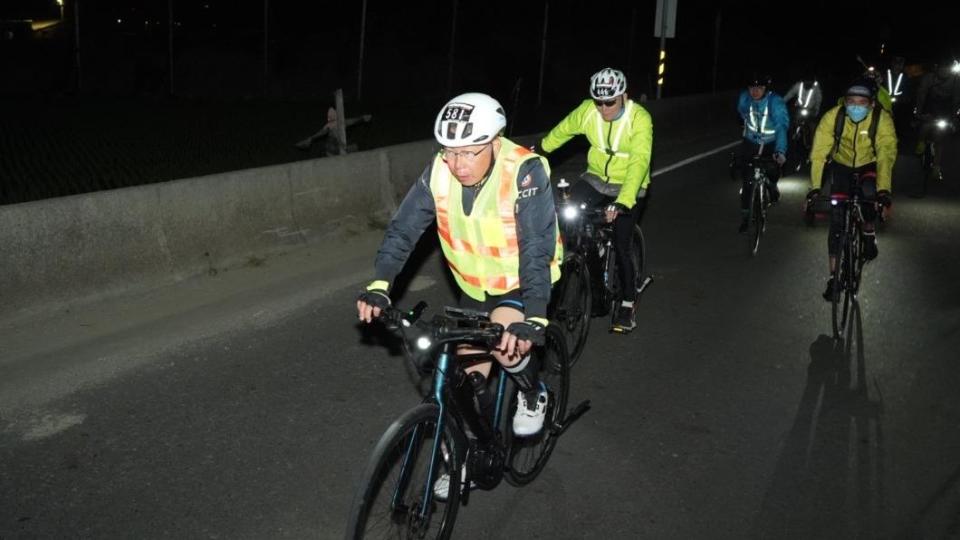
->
xmin=2 ymin=135 xmax=959 ymax=539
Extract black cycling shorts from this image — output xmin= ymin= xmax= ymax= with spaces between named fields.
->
xmin=459 ymin=289 xmax=524 ymax=316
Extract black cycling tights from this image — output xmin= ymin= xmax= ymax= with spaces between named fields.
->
xmin=569 ymin=180 xmax=646 ymax=303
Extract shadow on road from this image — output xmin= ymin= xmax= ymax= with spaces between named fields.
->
xmin=755 ymin=303 xmax=888 ymax=538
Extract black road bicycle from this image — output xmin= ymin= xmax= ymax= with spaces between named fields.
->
xmin=790 ymin=107 xmax=815 ymax=173
xmin=549 ymin=180 xmax=653 ymax=363
xmin=916 ymin=113 xmax=956 ymax=195
xmin=345 ymin=303 xmax=590 ymax=539
xmin=745 ymin=155 xmax=779 ymax=256
xmin=824 ymin=183 xmax=885 ymax=339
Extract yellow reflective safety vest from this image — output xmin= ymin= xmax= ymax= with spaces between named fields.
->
xmin=430 ymin=138 xmax=562 ymax=301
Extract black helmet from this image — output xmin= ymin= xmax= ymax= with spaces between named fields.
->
xmin=747 ymin=72 xmax=773 ymax=87
xmin=845 ymin=77 xmax=877 ymax=99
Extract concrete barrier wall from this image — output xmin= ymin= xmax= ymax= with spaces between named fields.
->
xmin=0 ymin=91 xmax=737 ymax=321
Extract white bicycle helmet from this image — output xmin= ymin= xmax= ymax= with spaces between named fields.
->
xmin=589 ymin=68 xmax=627 ymax=99
xmin=434 ymin=92 xmax=506 ymax=147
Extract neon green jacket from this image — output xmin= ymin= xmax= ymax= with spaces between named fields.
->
xmin=540 ymin=99 xmax=653 ymax=208
xmin=810 ymin=104 xmax=897 ymax=192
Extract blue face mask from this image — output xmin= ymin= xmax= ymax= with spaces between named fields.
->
xmin=846 ymin=105 xmax=869 ymax=122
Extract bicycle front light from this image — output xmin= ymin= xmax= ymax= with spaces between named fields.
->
xmin=415 ymin=336 xmax=432 ymax=350
xmin=800 ymin=109 xmax=809 ymax=117
xmin=936 ymin=118 xmax=949 ymax=130
xmin=562 ymin=205 xmax=579 ymax=221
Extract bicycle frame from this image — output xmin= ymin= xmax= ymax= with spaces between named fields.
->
xmin=395 ymin=341 xmax=510 ymax=518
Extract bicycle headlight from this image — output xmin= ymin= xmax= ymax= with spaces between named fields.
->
xmin=936 ymin=118 xmax=949 ymax=130
xmin=800 ymin=109 xmax=809 ymax=117
xmin=562 ymin=205 xmax=579 ymax=221
xmin=415 ymin=336 xmax=432 ymax=350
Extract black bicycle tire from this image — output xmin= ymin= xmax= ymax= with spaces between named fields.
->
xmin=750 ymin=181 xmax=763 ymax=256
xmin=831 ymin=227 xmax=848 ymax=338
xmin=832 ymin=211 xmax=855 ymax=339
xmin=632 ymin=225 xmax=646 ymax=286
xmin=550 ymin=254 xmax=592 ymax=367
xmin=505 ymin=325 xmax=570 ymax=486
xmin=345 ymin=403 xmax=462 ymax=540
xmin=602 ymin=238 xmax=618 ymax=317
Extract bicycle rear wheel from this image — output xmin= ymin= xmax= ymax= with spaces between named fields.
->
xmin=345 ymin=404 xmax=463 ymax=540
xmin=921 ymin=141 xmax=934 ymax=195
xmin=631 ymin=224 xmax=646 ymax=287
xmin=549 ymin=254 xmax=592 ymax=367
xmin=505 ymin=325 xmax=570 ymax=486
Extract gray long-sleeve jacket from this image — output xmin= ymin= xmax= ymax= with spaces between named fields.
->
xmin=374 ymin=157 xmax=557 ymax=319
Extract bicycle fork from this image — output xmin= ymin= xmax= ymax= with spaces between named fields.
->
xmin=391 ymin=344 xmax=454 ymax=520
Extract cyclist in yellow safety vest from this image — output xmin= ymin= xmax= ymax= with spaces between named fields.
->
xmin=357 ymin=93 xmax=562 ymax=454
xmin=538 ymin=67 xmax=653 ymax=333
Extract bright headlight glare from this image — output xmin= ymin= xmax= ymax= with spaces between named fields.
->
xmin=416 ymin=336 xmax=432 ymax=350
xmin=801 ymin=109 xmax=809 ymax=116
xmin=936 ymin=119 xmax=948 ymax=129
xmin=562 ymin=205 xmax=579 ymax=220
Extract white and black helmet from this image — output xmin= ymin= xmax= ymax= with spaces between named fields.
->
xmin=434 ymin=92 xmax=507 ymax=147
xmin=589 ymin=68 xmax=627 ymax=99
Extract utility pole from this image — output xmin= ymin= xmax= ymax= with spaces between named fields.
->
xmin=712 ymin=8 xmax=721 ymax=93
xmin=447 ymin=0 xmax=459 ymax=96
xmin=74 ymin=0 xmax=82 ymax=92
xmin=536 ymin=0 xmax=549 ymax=106
xmin=168 ymin=0 xmax=174 ymax=96
xmin=357 ymin=0 xmax=368 ymax=101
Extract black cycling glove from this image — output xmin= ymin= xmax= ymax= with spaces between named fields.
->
xmin=358 ymin=281 xmax=391 ymax=312
xmin=506 ymin=318 xmax=548 ymax=346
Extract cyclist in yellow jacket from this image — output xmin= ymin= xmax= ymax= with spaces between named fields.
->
xmin=806 ymin=78 xmax=897 ymax=301
xmin=538 ymin=67 xmax=653 ymax=332
xmin=357 ymin=93 xmax=562 ymax=444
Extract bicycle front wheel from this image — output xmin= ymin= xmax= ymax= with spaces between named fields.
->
xmin=505 ymin=325 xmax=570 ymax=486
xmin=345 ymin=404 xmax=463 ymax=540
xmin=749 ymin=181 xmax=764 ymax=256
xmin=831 ymin=224 xmax=853 ymax=339
xmin=550 ymin=254 xmax=592 ymax=367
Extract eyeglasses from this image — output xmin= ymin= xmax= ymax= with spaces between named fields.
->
xmin=440 ymin=144 xmax=491 ymax=162
xmin=593 ymin=98 xmax=618 ymax=108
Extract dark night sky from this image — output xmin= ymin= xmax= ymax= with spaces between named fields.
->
xmin=2 ymin=0 xmax=957 ymax=108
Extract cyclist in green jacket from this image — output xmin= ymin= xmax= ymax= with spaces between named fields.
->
xmin=539 ymin=67 xmax=653 ymax=332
